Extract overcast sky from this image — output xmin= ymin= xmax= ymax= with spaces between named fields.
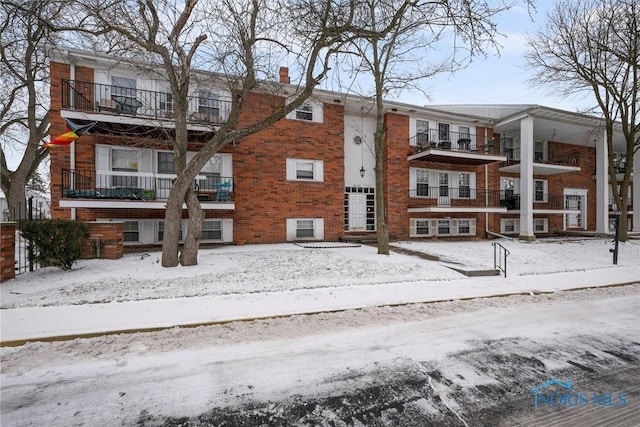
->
xmin=397 ymin=1 xmax=594 ymax=113
xmin=322 ymin=0 xmax=595 ymax=114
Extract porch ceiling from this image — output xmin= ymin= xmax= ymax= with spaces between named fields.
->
xmin=408 ymin=149 xmax=507 ymax=165
xmin=499 ymin=163 xmax=582 ymax=175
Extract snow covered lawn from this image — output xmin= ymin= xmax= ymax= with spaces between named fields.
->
xmin=1 ymin=238 xmax=638 ymax=309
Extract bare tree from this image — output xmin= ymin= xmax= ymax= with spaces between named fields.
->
xmin=0 ymin=0 xmax=66 ymax=219
xmin=526 ymin=0 xmax=639 ymax=241
xmin=82 ymin=0 xmax=356 ymax=266
xmin=344 ymin=0 xmax=507 ymax=254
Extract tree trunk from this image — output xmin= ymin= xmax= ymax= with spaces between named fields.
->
xmin=6 ymin=181 xmax=28 ymax=221
xmin=161 ymin=188 xmax=185 ymax=267
xmin=180 ymin=188 xmax=205 ymax=266
xmin=374 ymin=119 xmax=389 ymax=255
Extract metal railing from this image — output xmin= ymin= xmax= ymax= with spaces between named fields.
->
xmin=409 ymin=130 xmax=491 ymax=152
xmin=492 ymin=241 xmax=510 ymax=277
xmin=12 ymin=197 xmax=48 ymax=275
xmin=499 ymin=193 xmax=579 ymax=210
xmin=501 ymin=151 xmax=580 ymax=167
xmin=408 ymin=187 xmax=504 ymax=207
xmin=61 ymin=169 xmax=234 ymax=202
xmin=61 ymin=79 xmax=232 ymax=125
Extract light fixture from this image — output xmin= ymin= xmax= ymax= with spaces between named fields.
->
xmin=353 ymin=135 xmax=362 ymax=145
xmin=592 ymin=172 xmax=597 ymax=182
xmin=360 ymin=166 xmax=365 ymax=178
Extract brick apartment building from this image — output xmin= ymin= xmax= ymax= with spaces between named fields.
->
xmin=48 ymin=48 xmax=637 ymax=247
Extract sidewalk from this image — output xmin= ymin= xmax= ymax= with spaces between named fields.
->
xmin=2 ymin=265 xmax=638 ymax=346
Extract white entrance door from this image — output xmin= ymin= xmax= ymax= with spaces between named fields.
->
xmin=349 ymin=193 xmax=367 ymax=231
xmin=565 ymin=195 xmax=583 ymax=228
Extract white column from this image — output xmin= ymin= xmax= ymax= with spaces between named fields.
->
xmin=519 ymin=116 xmax=534 ymax=241
xmin=595 ymin=132 xmax=609 ymax=234
xmin=634 ymin=147 xmax=640 ymax=231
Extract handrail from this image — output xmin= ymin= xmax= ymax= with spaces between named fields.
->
xmin=492 ymin=242 xmax=510 ymax=278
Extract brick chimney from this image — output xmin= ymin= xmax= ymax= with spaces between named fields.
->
xmin=279 ymin=66 xmax=290 ymax=84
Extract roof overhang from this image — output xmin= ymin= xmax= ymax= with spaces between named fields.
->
xmin=408 ymin=149 xmax=507 ymax=165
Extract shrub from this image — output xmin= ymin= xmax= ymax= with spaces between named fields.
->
xmin=19 ymin=219 xmax=89 ymax=271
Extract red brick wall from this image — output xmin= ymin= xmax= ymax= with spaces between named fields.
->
xmin=233 ymin=94 xmax=345 ymax=243
xmin=81 ymin=222 xmax=124 ymax=259
xmin=0 ymin=223 xmax=16 ymax=282
xmin=383 ymin=112 xmax=410 ymax=239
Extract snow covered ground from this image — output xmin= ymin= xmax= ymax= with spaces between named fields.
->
xmin=1 ymin=237 xmax=639 ymax=426
xmin=2 ymin=237 xmax=638 ymax=309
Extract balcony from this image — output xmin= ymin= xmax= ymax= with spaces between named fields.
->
xmin=408 ymin=130 xmax=506 ymax=166
xmin=499 ymin=151 xmax=581 ymax=175
xmin=61 ymin=79 xmax=232 ymax=126
xmin=408 ymin=187 xmax=506 ymax=211
xmin=60 ymin=169 xmax=234 ymax=210
xmin=500 ymin=192 xmax=581 ymax=211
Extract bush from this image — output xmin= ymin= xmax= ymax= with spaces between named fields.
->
xmin=19 ymin=219 xmax=89 ymax=271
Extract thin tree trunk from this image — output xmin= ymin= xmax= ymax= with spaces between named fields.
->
xmin=180 ymin=188 xmax=204 ymax=266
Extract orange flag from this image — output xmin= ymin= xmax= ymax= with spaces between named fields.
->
xmin=45 ymin=120 xmax=97 ymax=148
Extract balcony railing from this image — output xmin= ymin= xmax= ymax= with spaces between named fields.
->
xmin=408 ymin=187 xmax=504 ymax=208
xmin=62 ymin=169 xmax=234 ymax=202
xmin=61 ymin=79 xmax=232 ymax=125
xmin=408 ymin=130 xmax=492 ymax=152
xmin=500 ymin=192 xmax=580 ymax=210
xmin=501 ymin=151 xmax=580 ymax=167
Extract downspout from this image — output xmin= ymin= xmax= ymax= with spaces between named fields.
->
xmin=69 ymin=59 xmax=76 ymax=220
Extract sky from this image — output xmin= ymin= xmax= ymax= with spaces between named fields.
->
xmin=328 ymin=0 xmax=595 ymax=113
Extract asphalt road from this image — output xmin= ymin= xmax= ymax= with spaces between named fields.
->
xmin=1 ymin=285 xmax=639 ymax=426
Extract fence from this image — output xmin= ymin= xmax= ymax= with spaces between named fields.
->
xmin=12 ymin=197 xmax=47 ymax=275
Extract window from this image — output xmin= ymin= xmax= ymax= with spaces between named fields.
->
xmin=416 ymin=220 xmax=429 ymax=235
xmin=296 ymin=161 xmax=314 ymax=180
xmin=439 ymin=172 xmax=449 ymax=197
xmin=438 ymin=123 xmax=450 ymax=141
xmin=501 ymin=218 xmax=520 ymax=234
xmin=296 ymin=219 xmax=315 ymax=238
xmin=159 ymin=91 xmax=173 ymax=115
xmin=416 ymin=169 xmax=429 ymax=196
xmin=457 ymin=219 xmax=471 ymax=234
xmin=112 ymin=76 xmax=136 ymax=97
xmin=534 ymin=218 xmax=548 ymax=233
xmin=458 ymin=173 xmax=471 ymax=198
xmin=502 ymin=136 xmax=519 ymax=160
xmin=295 ymin=103 xmax=313 ymax=121
xmin=458 ymin=126 xmax=470 ymax=139
xmin=112 ymin=149 xmax=139 ymax=187
xmin=534 ymin=141 xmax=545 ymax=162
xmin=286 ymin=158 xmax=324 ymax=182
xmin=157 ymin=152 xmax=175 ymax=174
xmin=416 ymin=119 xmax=429 ymax=145
xmin=198 ymin=89 xmax=220 ymax=120
xmin=123 ymin=221 xmax=139 ymax=242
xmin=202 ymin=220 xmax=222 ymax=240
xmin=437 ymin=219 xmax=450 ymax=235
xmin=534 ymin=180 xmax=546 ymax=202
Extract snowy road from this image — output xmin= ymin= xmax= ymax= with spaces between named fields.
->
xmin=1 ymin=285 xmax=639 ymax=426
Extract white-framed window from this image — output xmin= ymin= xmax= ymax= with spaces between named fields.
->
xmin=534 ymin=179 xmax=548 ymax=202
xmin=438 ymin=123 xmax=450 ymax=141
xmin=534 ymin=218 xmax=548 ymax=233
xmin=534 ymin=140 xmax=547 ymax=162
xmin=458 ymin=173 xmax=471 ymax=198
xmin=198 ymin=89 xmax=221 ymax=120
xmin=112 ymin=76 xmax=137 ymax=97
xmin=410 ymin=218 xmax=476 ymax=237
xmin=157 ymin=151 xmax=175 ymax=174
xmin=416 ymin=119 xmax=430 ymax=146
xmin=202 ymin=220 xmax=222 ymax=240
xmin=123 ymin=220 xmax=139 ymax=242
xmin=111 ymin=148 xmax=139 ymax=187
xmin=501 ymin=136 xmax=520 ymax=160
xmin=287 ymin=99 xmax=323 ymax=123
xmin=286 ymin=218 xmax=324 ymax=241
xmin=501 ymin=218 xmax=520 ymax=234
xmin=416 ymin=169 xmax=429 ymax=197
xmin=286 ymin=158 xmax=324 ymax=182
xmin=296 ymin=103 xmax=313 ymax=121
xmin=458 ymin=126 xmax=470 ymax=139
